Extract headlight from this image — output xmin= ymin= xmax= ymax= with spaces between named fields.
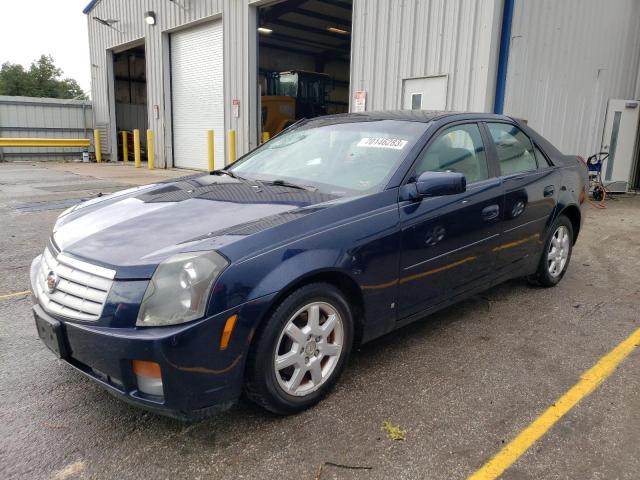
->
xmin=136 ymin=251 xmax=228 ymax=327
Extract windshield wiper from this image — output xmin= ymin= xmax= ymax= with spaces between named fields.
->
xmin=261 ymin=179 xmax=318 ymax=192
xmin=211 ymin=169 xmax=248 ymax=182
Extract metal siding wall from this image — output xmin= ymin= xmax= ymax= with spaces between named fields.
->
xmin=88 ymin=0 xmax=259 ymax=169
xmin=636 ymin=59 xmax=640 ymax=100
xmin=350 ymin=0 xmax=502 ymax=113
xmin=503 ymin=0 xmax=640 ymax=157
xmin=0 ymin=96 xmax=92 ymax=161
xmin=224 ymin=0 xmax=255 ymax=158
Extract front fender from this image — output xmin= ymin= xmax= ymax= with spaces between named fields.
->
xmin=247 ymin=248 xmax=351 ymax=300
xmin=210 ymin=246 xmax=355 ymax=315
xmin=208 ymin=189 xmax=401 ymax=340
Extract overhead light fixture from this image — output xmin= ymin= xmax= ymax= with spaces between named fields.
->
xmin=257 ymin=27 xmax=273 ymax=34
xmin=144 ymin=11 xmax=156 ymax=25
xmin=327 ymin=26 xmax=350 ymax=35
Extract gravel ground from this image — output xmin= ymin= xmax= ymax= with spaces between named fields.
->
xmin=1 ymin=162 xmax=639 ymax=480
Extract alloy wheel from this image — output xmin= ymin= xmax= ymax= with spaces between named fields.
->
xmin=273 ymin=301 xmax=344 ymax=397
xmin=547 ymin=225 xmax=570 ymax=277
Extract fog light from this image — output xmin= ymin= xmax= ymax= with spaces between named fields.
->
xmin=132 ymin=360 xmax=163 ymax=396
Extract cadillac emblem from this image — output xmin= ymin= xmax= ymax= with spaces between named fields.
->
xmin=46 ymin=271 xmax=58 ymax=294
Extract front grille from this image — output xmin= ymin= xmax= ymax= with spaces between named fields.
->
xmin=35 ymin=247 xmax=115 ymax=321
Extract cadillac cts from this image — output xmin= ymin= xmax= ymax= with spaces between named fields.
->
xmin=31 ymin=112 xmax=588 ymax=419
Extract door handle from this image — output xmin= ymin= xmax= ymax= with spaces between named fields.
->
xmin=544 ymin=185 xmax=555 ymax=197
xmin=481 ymin=204 xmax=500 ymax=221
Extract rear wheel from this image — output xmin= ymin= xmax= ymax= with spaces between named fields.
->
xmin=245 ymin=283 xmax=353 ymax=414
xmin=528 ymin=215 xmax=574 ymax=287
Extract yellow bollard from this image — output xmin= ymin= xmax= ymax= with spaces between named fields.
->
xmin=207 ymin=130 xmax=215 ymax=173
xmin=133 ymin=129 xmax=141 ymax=168
xmin=228 ymin=129 xmax=236 ymax=165
xmin=262 ymin=131 xmax=270 ymax=144
xmin=147 ymin=129 xmax=155 ymax=170
xmin=93 ymin=129 xmax=102 ymax=163
xmin=121 ymin=131 xmax=128 ymax=162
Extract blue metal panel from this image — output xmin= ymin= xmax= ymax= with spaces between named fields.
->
xmin=494 ymin=0 xmax=514 ymax=114
xmin=82 ymin=0 xmax=100 ymax=14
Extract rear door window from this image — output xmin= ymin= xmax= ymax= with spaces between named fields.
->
xmin=534 ymin=144 xmax=553 ymax=167
xmin=487 ymin=123 xmax=538 ymax=175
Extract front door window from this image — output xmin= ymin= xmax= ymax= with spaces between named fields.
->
xmin=413 ymin=123 xmax=489 ymax=184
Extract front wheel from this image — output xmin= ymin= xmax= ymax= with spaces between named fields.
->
xmin=528 ymin=215 xmax=574 ymax=287
xmin=244 ymin=283 xmax=354 ymax=414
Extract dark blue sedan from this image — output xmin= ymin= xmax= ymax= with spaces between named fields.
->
xmin=31 ymin=112 xmax=588 ymax=419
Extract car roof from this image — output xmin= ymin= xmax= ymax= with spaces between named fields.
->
xmin=314 ymin=110 xmax=514 ymax=124
xmin=298 ymin=111 xmax=567 ymax=165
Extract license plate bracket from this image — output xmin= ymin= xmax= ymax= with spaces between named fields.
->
xmin=35 ymin=312 xmax=68 ymax=359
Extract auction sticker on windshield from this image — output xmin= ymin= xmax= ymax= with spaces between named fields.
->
xmin=357 ymin=137 xmax=408 ymax=149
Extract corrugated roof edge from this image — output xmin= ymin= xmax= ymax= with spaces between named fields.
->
xmin=83 ymin=0 xmax=100 ymax=14
xmin=0 ymin=95 xmax=91 ymax=105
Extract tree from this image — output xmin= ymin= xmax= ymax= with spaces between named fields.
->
xmin=0 ymin=63 xmax=29 ymax=96
xmin=0 ymin=55 xmax=87 ymax=99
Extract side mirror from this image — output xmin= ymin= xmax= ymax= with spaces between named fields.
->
xmin=415 ymin=171 xmax=466 ymax=197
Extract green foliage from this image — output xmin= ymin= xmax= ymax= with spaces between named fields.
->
xmin=382 ymin=421 xmax=406 ymax=441
xmin=0 ymin=55 xmax=86 ymax=99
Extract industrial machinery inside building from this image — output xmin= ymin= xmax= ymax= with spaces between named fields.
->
xmin=257 ymin=0 xmax=352 ymax=136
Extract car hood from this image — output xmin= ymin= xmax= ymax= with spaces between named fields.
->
xmin=53 ymin=174 xmax=338 ymax=275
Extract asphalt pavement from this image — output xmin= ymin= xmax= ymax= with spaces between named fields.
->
xmin=1 ymin=162 xmax=639 ymax=480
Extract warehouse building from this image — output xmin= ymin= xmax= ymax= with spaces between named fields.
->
xmin=84 ymin=0 xmax=640 ymax=189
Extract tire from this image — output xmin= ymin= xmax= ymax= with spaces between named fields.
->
xmin=244 ymin=282 xmax=354 ymax=415
xmin=528 ymin=214 xmax=574 ymax=287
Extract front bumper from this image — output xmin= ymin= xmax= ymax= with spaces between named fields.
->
xmin=32 ymin=292 xmax=276 ymax=421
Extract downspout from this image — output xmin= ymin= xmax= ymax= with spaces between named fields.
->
xmin=493 ymin=0 xmax=514 ymax=114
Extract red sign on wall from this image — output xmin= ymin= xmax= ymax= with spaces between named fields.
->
xmin=354 ymin=91 xmax=366 ymax=112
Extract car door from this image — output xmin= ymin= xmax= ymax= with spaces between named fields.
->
xmin=397 ymin=122 xmax=504 ymax=320
xmin=483 ymin=122 xmax=559 ymax=273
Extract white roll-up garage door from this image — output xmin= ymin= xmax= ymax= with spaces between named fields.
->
xmin=171 ymin=21 xmax=224 ymax=170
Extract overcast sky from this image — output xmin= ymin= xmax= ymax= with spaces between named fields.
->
xmin=0 ymin=1 xmax=92 ymax=95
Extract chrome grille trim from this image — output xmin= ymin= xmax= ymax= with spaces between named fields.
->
xmin=34 ymin=246 xmax=115 ymax=322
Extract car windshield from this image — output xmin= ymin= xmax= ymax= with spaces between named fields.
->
xmin=229 ymin=119 xmax=428 ymax=195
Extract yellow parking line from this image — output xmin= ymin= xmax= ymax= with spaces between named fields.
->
xmin=0 ymin=290 xmax=31 ymax=300
xmin=468 ymin=326 xmax=640 ymax=480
